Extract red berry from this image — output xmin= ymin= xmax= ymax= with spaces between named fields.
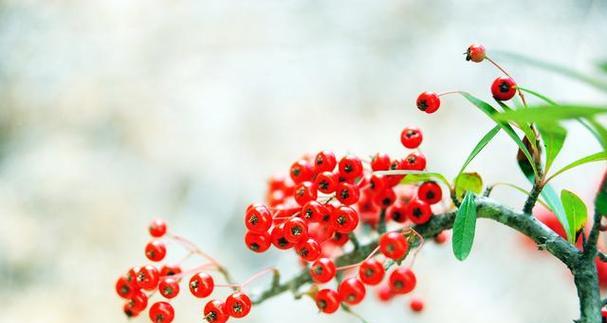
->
xmin=465 ymin=43 xmax=486 ymax=63
xmin=389 ymin=268 xmax=416 ymax=294
xmin=602 ymin=308 xmax=607 ymax=319
xmin=295 ymin=238 xmax=322 ymax=262
xmin=293 ymin=181 xmax=317 ymax=206
xmin=225 ymin=292 xmax=252 ymax=318
xmin=149 ymin=219 xmax=167 ymax=238
xmin=416 ymin=91 xmax=440 ymax=114
xmin=369 ymin=175 xmax=385 ymax=194
xmin=314 ymin=151 xmax=337 ymax=173
xmin=315 ymin=289 xmax=341 ymax=314
xmin=245 ymin=204 xmax=272 ymax=234
xmin=137 ymin=265 xmax=160 ymax=291
xmin=124 ymin=290 xmax=148 ymax=317
xmin=331 ymin=231 xmax=350 ymax=246
xmin=244 ymin=231 xmax=271 ymax=253
xmin=267 ymin=174 xmax=288 ymax=192
xmin=145 ymin=240 xmax=167 ymax=262
xmin=371 ymin=153 xmax=391 ymax=171
xmin=336 ymin=182 xmax=360 ymax=206
xmin=270 ymin=224 xmax=295 ymax=250
xmin=434 ymin=231 xmax=448 ymax=244
xmin=406 ymin=199 xmax=432 ymax=224
xmin=379 ymin=232 xmax=409 ymax=260
xmin=402 ymin=152 xmax=426 ymax=171
xmin=358 ymin=258 xmax=385 ymax=285
xmin=338 ymin=277 xmax=366 ymax=305
xmin=149 ymin=301 xmax=174 ymax=323
xmin=204 ymin=299 xmax=229 ymax=323
xmin=330 ymin=206 xmax=359 ymax=233
xmin=388 ymin=201 xmax=408 ymax=223
xmin=383 ymin=159 xmax=405 ymax=187
xmin=284 ymin=217 xmax=309 ymax=243
xmin=301 ymin=200 xmax=328 ymax=223
xmin=418 ymin=181 xmax=442 ymax=204
xmin=159 ymin=277 xmax=180 ymax=299
xmin=314 ymin=171 xmax=339 ymax=194
xmin=338 ymin=155 xmax=363 ymax=180
xmin=409 ymin=298 xmax=424 ymax=312
xmin=160 ymin=264 xmax=182 ymax=277
xmin=126 ymin=266 xmax=141 ymax=286
xmin=310 ymin=257 xmax=337 ymax=283
xmin=189 ymin=272 xmax=214 ymax=298
xmin=377 ymin=285 xmax=394 ymax=302
xmin=374 ymin=188 xmax=396 ymax=208
xmin=400 ymin=127 xmax=423 ymax=149
xmin=491 ymin=76 xmax=517 ymax=101
xmin=116 ymin=276 xmax=137 ymax=299
xmin=290 ymin=159 xmax=313 ymax=183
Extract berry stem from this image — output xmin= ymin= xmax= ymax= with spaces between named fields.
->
xmin=335 ymin=246 xmax=380 ymax=271
xmin=171 ymin=263 xmax=217 ymax=281
xmin=437 ymin=90 xmax=463 ymax=97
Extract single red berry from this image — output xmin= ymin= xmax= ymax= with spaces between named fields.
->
xmin=123 ymin=289 xmax=148 ymax=317
xmin=145 ymin=240 xmax=167 ymax=262
xmin=434 ymin=231 xmax=448 ymax=244
xmin=245 ymin=204 xmax=272 ymax=234
xmin=374 ymin=188 xmax=396 ymax=208
xmin=159 ymin=277 xmax=180 ymax=299
xmin=377 ymin=285 xmax=395 ymax=302
xmin=267 ymin=174 xmax=288 ymax=192
xmin=379 ymin=232 xmax=409 ymax=260
xmin=204 ymin=299 xmax=229 ymax=323
xmin=416 ymin=91 xmax=440 ymax=114
xmin=388 ymin=201 xmax=408 ymax=223
xmin=358 ymin=258 xmax=385 ymax=285
xmin=314 ymin=171 xmax=339 ymax=194
xmin=330 ymin=206 xmax=359 ymax=233
xmin=602 ymin=308 xmax=607 ymax=321
xmin=270 ymin=224 xmax=295 ymax=250
xmin=338 ymin=155 xmax=363 ymax=180
xmin=368 ymin=174 xmax=385 ymax=194
xmin=284 ymin=217 xmax=309 ymax=243
xmin=402 ymin=152 xmax=426 ymax=171
xmin=149 ymin=219 xmax=167 ymax=238
xmin=314 ymin=150 xmax=337 ymax=173
xmin=225 ymin=292 xmax=252 ymax=318
xmin=383 ymin=159 xmax=405 ymax=187
xmin=244 ymin=231 xmax=271 ymax=253
xmin=418 ymin=181 xmax=442 ymax=204
xmin=160 ymin=264 xmax=182 ymax=277
xmin=406 ymin=199 xmax=432 ymax=224
xmin=295 ymin=238 xmax=322 ymax=262
xmin=123 ymin=302 xmax=141 ymax=318
xmin=409 ymin=298 xmax=424 ymax=312
xmin=315 ymin=289 xmax=341 ymax=314
xmin=400 ymin=127 xmax=423 ymax=149
xmin=371 ymin=153 xmax=391 ymax=171
xmin=336 ymin=182 xmax=360 ymax=206
xmin=310 ymin=257 xmax=337 ymax=283
xmin=293 ymin=181 xmax=317 ymax=206
xmin=491 ymin=76 xmax=517 ymax=101
xmin=149 ymin=301 xmax=174 ymax=323
xmin=189 ymin=272 xmax=214 ymax=298
xmin=290 ymin=159 xmax=313 ymax=183
xmin=137 ymin=265 xmax=160 ymax=291
xmin=338 ymin=277 xmax=366 ymax=305
xmin=389 ymin=268 xmax=416 ymax=294
xmin=465 ymin=43 xmax=486 ymax=63
xmin=126 ymin=266 xmax=141 ymax=286
xmin=331 ymin=231 xmax=350 ymax=246
xmin=116 ymin=276 xmax=137 ymax=299
xmin=301 ymin=200 xmax=328 ymax=223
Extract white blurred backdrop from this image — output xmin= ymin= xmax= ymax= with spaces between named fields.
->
xmin=0 ymin=0 xmax=606 ymax=322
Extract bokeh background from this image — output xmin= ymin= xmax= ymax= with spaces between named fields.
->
xmin=1 ymin=0 xmax=606 ymax=322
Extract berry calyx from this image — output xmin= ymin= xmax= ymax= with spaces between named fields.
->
xmin=295 ymin=238 xmax=322 ymax=262
xmin=149 ymin=219 xmax=167 ymax=238
xmin=137 ymin=265 xmax=160 ymax=291
xmin=310 ymin=257 xmax=337 ymax=283
xmin=409 ymin=298 xmax=425 ymax=312
xmin=406 ymin=199 xmax=432 ymax=224
xmin=284 ymin=217 xmax=309 ymax=243
xmin=491 ymin=76 xmax=517 ymax=101
xmin=149 ymin=301 xmax=175 ymax=323
xmin=245 ymin=204 xmax=272 ymax=234
xmin=244 ymin=230 xmax=271 ymax=253
xmin=270 ymin=224 xmax=295 ymax=250
xmin=379 ymin=231 xmax=409 ymax=260
xmin=124 ymin=290 xmax=148 ymax=317
xmin=189 ymin=272 xmax=214 ymax=298
xmin=204 ymin=299 xmax=229 ymax=323
xmin=338 ymin=277 xmax=366 ymax=305
xmin=330 ymin=206 xmax=359 ymax=233
xmin=290 ymin=159 xmax=313 ymax=183
xmin=388 ymin=201 xmax=408 ymax=223
xmin=416 ymin=91 xmax=440 ymax=114
xmin=145 ymin=240 xmax=167 ymax=262
xmin=314 ymin=171 xmax=338 ymax=194
xmin=389 ymin=268 xmax=417 ymax=294
xmin=301 ymin=200 xmax=329 ymax=223
xmin=336 ymin=182 xmax=360 ymax=206
xmin=225 ymin=292 xmax=252 ymax=318
xmin=314 ymin=150 xmax=337 ymax=173
xmin=160 ymin=264 xmax=182 ymax=277
xmin=373 ymin=188 xmax=397 ymax=208
xmin=293 ymin=181 xmax=317 ymax=206
xmin=315 ymin=289 xmax=341 ymax=314
xmin=338 ymin=155 xmax=363 ymax=180
xmin=465 ymin=43 xmax=486 ymax=63
xmin=418 ymin=181 xmax=442 ymax=204
xmin=358 ymin=258 xmax=385 ymax=285
xmin=116 ymin=276 xmax=137 ymax=299
xmin=403 ymin=151 xmax=426 ymax=171
xmin=158 ymin=277 xmax=180 ymax=299
xmin=400 ymin=127 xmax=423 ymax=149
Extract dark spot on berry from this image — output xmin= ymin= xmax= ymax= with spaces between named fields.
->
xmin=499 ymin=81 xmax=510 ymax=93
xmin=413 ymin=207 xmax=422 ymax=218
xmin=278 ymin=237 xmax=289 ymax=247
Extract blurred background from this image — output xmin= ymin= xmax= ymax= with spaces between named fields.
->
xmin=1 ymin=0 xmax=606 ymax=322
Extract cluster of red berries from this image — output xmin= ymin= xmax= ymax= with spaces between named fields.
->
xmin=115 ymin=219 xmax=253 ymax=322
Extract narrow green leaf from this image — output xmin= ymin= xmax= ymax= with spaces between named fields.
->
xmin=452 ymin=192 xmax=477 ymax=261
xmin=582 ymin=118 xmax=607 ymax=151
xmin=495 ymin=105 xmax=607 ymax=124
xmin=374 ymin=170 xmax=450 ymax=187
xmin=539 ymin=183 xmax=570 ymax=236
xmin=537 ymin=123 xmax=567 ymax=173
xmin=547 ymin=151 xmax=607 ymax=182
xmin=457 ymin=125 xmax=501 ymax=176
xmin=561 ymin=190 xmax=588 ymax=243
xmin=454 ymin=173 xmax=483 ymax=200
xmin=517 ymin=86 xmax=558 ymax=106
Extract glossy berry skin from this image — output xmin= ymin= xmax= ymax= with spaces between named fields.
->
xmin=371 ymin=153 xmax=391 ymax=171
xmin=406 ymin=199 xmax=432 ymax=224
xmin=416 ymin=91 xmax=440 ymax=114
xmin=145 ymin=240 xmax=167 ymax=262
xmin=245 ymin=204 xmax=272 ymax=234
xmin=369 ymin=175 xmax=385 ymax=194
xmin=116 ymin=276 xmax=137 ymax=299
xmin=245 ymin=231 xmax=271 ymax=253
xmin=403 ymin=152 xmax=426 ymax=171
xmin=149 ymin=219 xmax=167 ymax=238
xmin=189 ymin=272 xmax=214 ymax=298
xmin=315 ymin=172 xmax=339 ymax=194
xmin=159 ymin=277 xmax=180 ymax=299
xmin=310 ymin=257 xmax=337 ymax=283
xmin=330 ymin=206 xmax=359 ymax=233
xmin=295 ymin=238 xmax=322 ymax=262
xmin=204 ymin=299 xmax=229 ymax=323
xmin=410 ymin=298 xmax=424 ymax=312
xmin=466 ymin=43 xmax=486 ymax=63
xmin=491 ymin=76 xmax=517 ymax=101
xmin=389 ymin=268 xmax=417 ymax=294
xmin=377 ymin=285 xmax=395 ymax=302
xmin=400 ymin=127 xmax=423 ymax=149
xmin=331 ymin=231 xmax=349 ymax=246
xmin=149 ymin=301 xmax=175 ymax=323
xmin=379 ymin=232 xmax=409 ymax=260
xmin=336 ymin=182 xmax=360 ymax=205
xmin=358 ymin=258 xmax=385 ymax=285
xmin=384 ymin=159 xmax=405 ymax=187
xmin=374 ymin=188 xmax=396 ymax=209
xmin=290 ymin=159 xmax=313 ymax=184
xmin=338 ymin=155 xmax=363 ymax=180
xmin=160 ymin=264 xmax=182 ymax=277
xmin=418 ymin=181 xmax=442 ymax=204
xmin=388 ymin=201 xmax=408 ymax=223
xmin=137 ymin=265 xmax=160 ymax=291
xmin=315 ymin=289 xmax=341 ymax=314
xmin=314 ymin=151 xmax=337 ymax=173
xmin=225 ymin=292 xmax=252 ymax=318
xmin=293 ymin=181 xmax=317 ymax=206
xmin=284 ymin=217 xmax=308 ymax=243
xmin=338 ymin=277 xmax=366 ymax=305
xmin=270 ymin=225 xmax=295 ymax=250
xmin=124 ymin=290 xmax=148 ymax=317
xmin=301 ymin=200 xmax=328 ymax=223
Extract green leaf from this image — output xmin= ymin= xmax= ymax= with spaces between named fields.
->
xmin=459 ymin=92 xmax=538 ymax=177
xmin=374 ymin=170 xmax=450 ymax=187
xmin=454 ymin=172 xmax=483 ymax=200
xmin=539 ymin=183 xmax=570 ymax=236
xmin=597 ymin=174 xmax=607 ymax=216
xmin=561 ymin=190 xmax=588 ymax=243
xmin=537 ymin=123 xmax=567 ymax=173
xmin=517 ymin=86 xmax=558 ymax=106
xmin=457 ymin=125 xmax=501 ymax=176
xmin=452 ymin=192 xmax=477 ymax=261
xmin=495 ymin=105 xmax=607 ymax=124
xmin=582 ymin=118 xmax=607 ymax=152
xmin=597 ymin=61 xmax=607 ymax=74
xmin=491 ymin=182 xmax=553 ymax=212
xmin=547 ymin=151 xmax=607 ymax=182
